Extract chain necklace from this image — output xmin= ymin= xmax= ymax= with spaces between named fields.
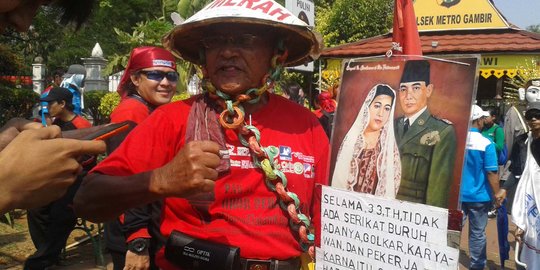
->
xmin=203 ymin=50 xmax=315 ymax=254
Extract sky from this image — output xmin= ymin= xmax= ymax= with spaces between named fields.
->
xmin=492 ymin=0 xmax=540 ymax=29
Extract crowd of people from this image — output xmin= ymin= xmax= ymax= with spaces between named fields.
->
xmin=1 ymin=1 xmax=540 ymax=270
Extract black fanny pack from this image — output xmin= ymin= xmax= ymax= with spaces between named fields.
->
xmin=165 ymin=230 xmax=240 ymax=270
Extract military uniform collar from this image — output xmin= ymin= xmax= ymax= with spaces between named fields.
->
xmin=406 ymin=106 xmax=428 ymax=126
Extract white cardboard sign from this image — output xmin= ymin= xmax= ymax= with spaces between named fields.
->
xmin=317 ymin=186 xmax=459 ymax=270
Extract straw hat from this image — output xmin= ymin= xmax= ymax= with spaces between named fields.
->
xmin=162 ymin=0 xmax=322 ymax=67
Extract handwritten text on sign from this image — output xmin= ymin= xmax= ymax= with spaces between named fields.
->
xmin=317 ymin=186 xmax=459 ymax=270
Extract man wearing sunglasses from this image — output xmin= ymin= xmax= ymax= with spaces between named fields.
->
xmin=75 ymin=1 xmax=326 ymax=270
xmin=104 ymin=46 xmax=178 ymax=270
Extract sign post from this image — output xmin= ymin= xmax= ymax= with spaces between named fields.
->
xmin=285 ymin=0 xmax=315 ymax=72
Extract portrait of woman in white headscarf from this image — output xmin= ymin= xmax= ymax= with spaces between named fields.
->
xmin=332 ymin=84 xmax=401 ymax=198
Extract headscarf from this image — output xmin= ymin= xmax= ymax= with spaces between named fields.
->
xmin=332 ymin=84 xmax=401 ymax=198
xmin=117 ymin=46 xmax=177 ymax=98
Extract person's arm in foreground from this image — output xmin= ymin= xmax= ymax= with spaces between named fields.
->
xmin=0 ymin=118 xmax=42 ymax=150
xmin=0 ymin=126 xmax=106 ymax=214
xmin=74 ymin=140 xmax=221 ymax=222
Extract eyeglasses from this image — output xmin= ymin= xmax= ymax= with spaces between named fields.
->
xmin=201 ymin=34 xmax=262 ymax=50
xmin=139 ymin=70 xmax=179 ymax=82
xmin=525 ymin=109 xmax=540 ymax=121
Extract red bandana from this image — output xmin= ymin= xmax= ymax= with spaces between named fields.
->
xmin=117 ymin=46 xmax=177 ymax=98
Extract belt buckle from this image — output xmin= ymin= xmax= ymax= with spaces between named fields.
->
xmin=245 ymin=259 xmax=272 ymax=270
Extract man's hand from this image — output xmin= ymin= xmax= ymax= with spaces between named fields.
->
xmin=494 ymin=188 xmax=507 ymax=208
xmin=0 ymin=118 xmax=42 ymax=151
xmin=124 ymin=250 xmax=150 ymax=270
xmin=0 ymin=126 xmax=106 ymax=212
xmin=515 ymin=228 xmax=525 ymax=243
xmin=150 ymin=140 xmax=221 ymax=197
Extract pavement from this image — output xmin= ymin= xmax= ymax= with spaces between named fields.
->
xmin=4 ymin=214 xmax=520 ymax=270
xmin=459 ymin=213 xmax=519 ymax=270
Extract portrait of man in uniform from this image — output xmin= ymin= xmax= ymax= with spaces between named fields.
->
xmin=394 ymin=60 xmax=457 ymax=208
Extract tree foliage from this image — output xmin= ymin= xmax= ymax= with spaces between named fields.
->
xmin=0 ymin=85 xmax=39 ymax=126
xmin=0 ymin=0 xmax=163 ymax=75
xmin=316 ymin=0 xmax=393 ymax=47
xmin=526 ymin=24 xmax=540 ymax=33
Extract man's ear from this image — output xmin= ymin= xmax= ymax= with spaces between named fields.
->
xmin=426 ymin=84 xmax=434 ymax=98
xmin=130 ymin=74 xmax=140 ymax=87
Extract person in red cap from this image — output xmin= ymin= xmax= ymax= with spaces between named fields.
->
xmin=105 ymin=46 xmax=178 ymax=270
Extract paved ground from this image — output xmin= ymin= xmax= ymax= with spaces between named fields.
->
xmin=459 ymin=214 xmax=519 ymax=270
xmin=0 ymin=214 xmax=522 ymax=270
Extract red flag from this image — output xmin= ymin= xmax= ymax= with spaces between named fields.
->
xmin=392 ymin=0 xmax=422 ymax=55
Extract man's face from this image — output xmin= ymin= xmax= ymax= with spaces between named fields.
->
xmin=525 ymin=109 xmax=540 ymax=132
xmin=46 ymin=100 xmax=63 ymax=117
xmin=203 ymin=25 xmax=275 ymax=96
xmin=526 ymin=86 xmax=540 ymax=102
xmin=132 ymin=67 xmax=177 ymax=107
xmin=477 ymin=117 xmax=486 ymax=130
xmin=484 ymin=114 xmax=495 ymax=126
xmin=53 ymin=75 xmax=62 ymax=86
xmin=398 ymin=81 xmax=433 ymax=117
xmin=0 ymin=0 xmax=47 ymax=33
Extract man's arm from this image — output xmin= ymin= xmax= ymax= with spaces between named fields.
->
xmin=426 ymin=125 xmax=457 ymax=208
xmin=488 ymin=171 xmax=502 ymax=207
xmin=0 ymin=126 xmax=106 ymax=214
xmin=74 ymin=140 xmax=221 ymax=222
xmin=494 ymin=126 xmax=505 ymax=153
xmin=484 ymin=142 xmax=501 ymax=207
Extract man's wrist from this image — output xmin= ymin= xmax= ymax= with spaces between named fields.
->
xmin=149 ymin=169 xmax=165 ymax=197
xmin=127 ymin=238 xmax=150 ymax=254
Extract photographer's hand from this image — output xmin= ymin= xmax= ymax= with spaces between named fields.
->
xmin=0 ymin=126 xmax=105 ymax=214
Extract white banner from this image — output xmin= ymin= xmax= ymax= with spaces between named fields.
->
xmin=317 ymin=186 xmax=460 ymax=270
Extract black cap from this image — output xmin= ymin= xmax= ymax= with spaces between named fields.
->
xmin=527 ymin=102 xmax=540 ymax=112
xmin=400 ymin=60 xmax=430 ymax=84
xmin=40 ymin=87 xmax=73 ymax=104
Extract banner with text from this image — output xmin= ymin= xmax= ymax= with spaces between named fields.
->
xmin=317 ymin=186 xmax=460 ymax=270
xmin=413 ymin=0 xmax=508 ymax=31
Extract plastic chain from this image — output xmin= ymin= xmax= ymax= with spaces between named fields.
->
xmin=203 ymin=48 xmax=315 ymax=252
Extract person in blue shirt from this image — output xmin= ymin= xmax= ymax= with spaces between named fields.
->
xmin=60 ymin=64 xmax=86 ymax=115
xmin=460 ymin=104 xmax=504 ymax=270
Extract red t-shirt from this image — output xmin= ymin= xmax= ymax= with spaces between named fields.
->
xmin=92 ymin=93 xmax=329 ymax=268
xmin=72 ymin=115 xmax=92 ymax=129
xmin=110 ymin=98 xmax=151 ymax=124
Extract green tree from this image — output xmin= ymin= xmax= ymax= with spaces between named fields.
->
xmin=526 ymin=24 xmax=540 ymax=33
xmin=0 ymin=0 xmax=163 ymax=74
xmin=316 ymin=0 xmax=393 ymax=47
